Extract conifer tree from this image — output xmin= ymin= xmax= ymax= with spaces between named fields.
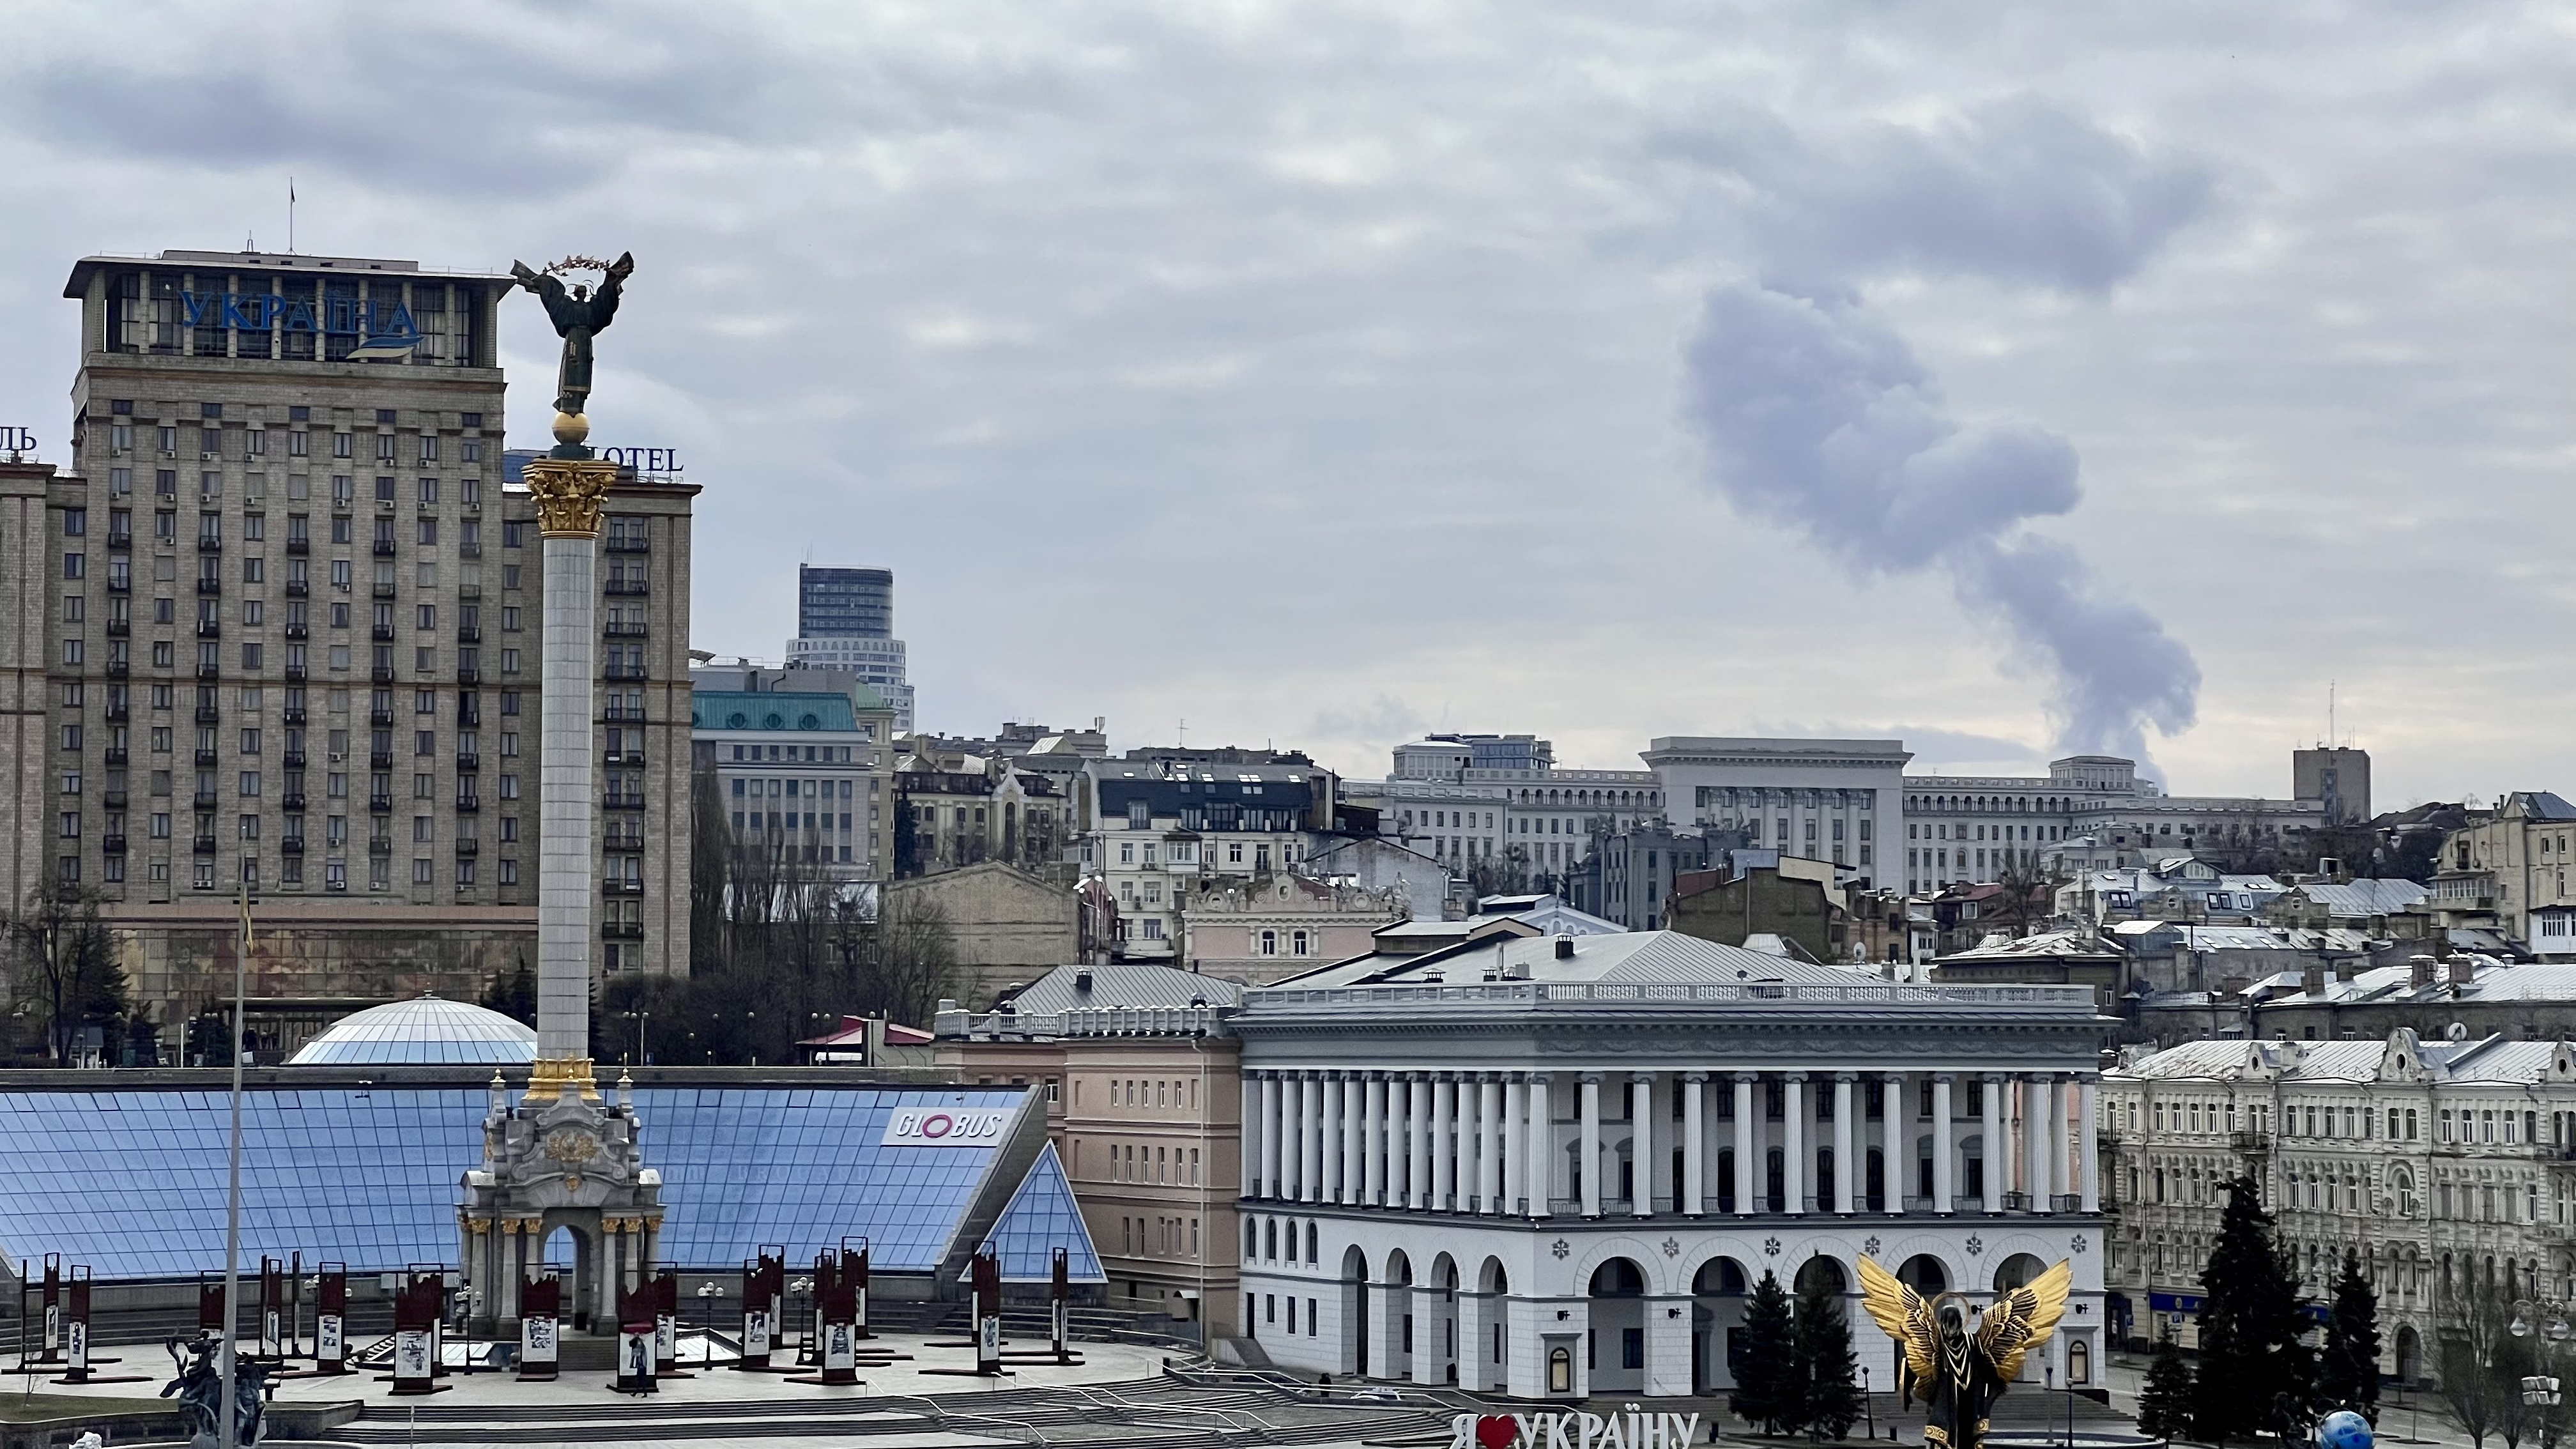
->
xmin=1731 ymin=1269 xmax=1806 ymax=1436
xmin=2189 ymin=1176 xmax=2318 ymax=1444
xmin=1795 ymin=1269 xmax=1865 ymax=1442
xmin=2138 ymin=1326 xmax=2197 ymax=1441
xmin=2319 ymin=1246 xmax=2382 ymax=1422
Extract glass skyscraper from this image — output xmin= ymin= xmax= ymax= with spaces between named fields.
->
xmin=788 ymin=563 xmax=914 ymax=732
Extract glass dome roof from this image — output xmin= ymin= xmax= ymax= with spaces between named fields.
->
xmin=288 ymin=995 xmax=539 ymax=1066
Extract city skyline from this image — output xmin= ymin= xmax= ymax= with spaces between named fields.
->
xmin=2 ymin=5 xmax=2570 ymax=813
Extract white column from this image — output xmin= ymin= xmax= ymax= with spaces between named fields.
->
xmin=1502 ymin=1078 xmax=1525 ymax=1214
xmin=1630 ymin=1074 xmax=1655 ymax=1216
xmin=535 ymin=526 xmax=598 ymax=1057
xmin=1683 ymin=1073 xmax=1706 ymax=1216
xmin=1480 ymin=1077 xmax=1503 ymax=1215
xmin=1982 ymin=1074 xmax=2006 ymax=1213
xmin=1347 ymin=1075 xmax=1370 ymax=1205
xmin=1409 ymin=1075 xmax=1431 ymax=1210
xmin=1365 ymin=1075 xmax=1387 ymax=1207
xmin=1733 ymin=1074 xmax=1756 ymax=1216
xmin=2024 ymin=1075 xmax=2050 ymax=1211
xmin=2071 ymin=1072 xmax=2091 ymax=1206
xmin=1782 ymin=1073 xmax=1807 ymax=1215
xmin=1300 ymin=1073 xmax=1321 ymax=1202
xmin=1263 ymin=1074 xmax=1284 ymax=1198
xmin=1834 ymin=1073 xmax=1856 ymax=1214
xmin=1318 ymin=1073 xmax=1340 ymax=1205
xmin=2049 ymin=1075 xmax=2070 ymax=1204
xmin=1883 ymin=1072 xmax=1906 ymax=1211
xmin=1453 ymin=1076 xmax=1478 ymax=1211
xmin=1579 ymin=1075 xmax=1603 ymax=1218
xmin=1432 ymin=1076 xmax=1456 ymax=1211
xmin=1526 ymin=1074 xmax=1552 ymax=1218
xmin=1243 ymin=1072 xmax=1266 ymax=1201
xmin=1933 ymin=1074 xmax=1955 ymax=1215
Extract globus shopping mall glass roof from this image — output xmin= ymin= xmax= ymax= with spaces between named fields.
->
xmin=0 ymin=1078 xmax=1101 ymax=1284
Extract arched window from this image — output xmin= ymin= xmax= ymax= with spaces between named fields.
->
xmin=1258 ymin=930 xmax=1277 ymax=956
xmin=1304 ymin=1222 xmax=1319 ymax=1263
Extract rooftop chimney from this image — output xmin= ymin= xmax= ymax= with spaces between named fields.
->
xmin=1554 ymin=935 xmax=1576 ymax=960
xmin=2410 ymin=954 xmax=2435 ymax=989
xmin=2448 ymin=957 xmax=2476 ymax=988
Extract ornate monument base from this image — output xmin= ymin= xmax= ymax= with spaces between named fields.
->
xmin=458 ymin=1067 xmax=664 ymax=1340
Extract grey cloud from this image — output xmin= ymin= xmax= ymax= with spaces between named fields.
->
xmin=1657 ymin=98 xmax=2212 ymax=294
xmin=1685 ymin=284 xmax=2198 ymax=768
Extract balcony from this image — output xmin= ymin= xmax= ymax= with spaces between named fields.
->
xmin=107 ymin=532 xmax=132 ymax=551
xmin=107 ymin=578 xmax=129 ymax=595
xmin=369 ymin=752 xmax=392 ymax=770
xmin=283 ymin=665 xmax=305 ymax=683
xmin=103 ymin=750 xmax=128 ymax=767
xmin=605 ymin=536 xmax=650 ymax=554
xmin=197 ymin=664 xmax=220 ymax=680
xmin=371 ymin=541 xmax=395 ymax=556
xmin=105 ymin=661 xmax=127 ymax=677
xmin=455 ymin=753 xmax=480 ymax=772
xmin=197 ymin=539 xmax=222 ymax=553
xmin=192 ymin=835 xmax=215 ymax=854
xmin=602 ymin=923 xmax=643 ymax=940
xmin=603 ymin=793 xmax=646 ymax=811
xmin=196 ymin=579 xmax=220 ymax=595
xmin=459 ymin=543 xmax=481 ymax=560
xmin=604 ymin=581 xmax=648 ymax=596
xmin=284 ymin=581 xmax=307 ymax=597
xmin=106 ymin=620 xmax=129 ymax=637
xmin=371 ymin=626 xmax=393 ymax=642
xmin=369 ymin=710 xmax=394 ymax=727
xmin=455 ymin=796 xmax=479 ymax=813
xmin=286 ymin=539 xmax=309 ymax=555
xmin=195 ymin=707 xmax=219 ymax=724
xmin=369 ymin=795 xmax=392 ymax=813
xmin=370 ymin=666 xmax=393 ymax=683
xmin=193 ymin=791 xmax=217 ymax=809
xmin=284 ymin=624 xmax=307 ymax=640
xmin=455 ymin=666 xmax=479 ymax=684
xmin=368 ymin=838 xmax=391 ymax=855
xmin=283 ymin=708 xmax=306 ymax=725
xmin=372 ymin=582 xmax=395 ymax=599
xmin=194 ymin=749 xmax=217 ymax=767
xmin=102 ymin=835 xmax=125 ymax=854
xmin=2230 ymin=1130 xmax=2273 ymax=1155
xmin=195 ymin=623 xmax=219 ymax=638
xmin=604 ymin=749 xmax=645 ymax=767
xmin=604 ymin=665 xmax=647 ymax=682
xmin=604 ymin=621 xmax=647 ymax=637
xmin=456 ymin=626 xmax=480 ymax=643
xmin=454 ymin=839 xmax=479 ymax=857
xmin=604 ymin=880 xmax=642 ymax=895
xmin=280 ymin=838 xmax=303 ymax=855
xmin=102 ymin=791 xmax=126 ymax=809
xmin=281 ymin=793 xmax=305 ymax=812
xmin=282 ymin=751 xmax=306 ymax=769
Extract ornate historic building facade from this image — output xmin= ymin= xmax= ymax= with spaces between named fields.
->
xmin=1230 ymin=930 xmax=2110 ymax=1400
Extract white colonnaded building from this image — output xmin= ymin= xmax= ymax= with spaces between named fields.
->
xmin=1229 ymin=930 xmax=2111 ymax=1399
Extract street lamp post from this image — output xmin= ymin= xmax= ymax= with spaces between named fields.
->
xmin=2513 ymin=1298 xmax=2570 ymax=1439
xmin=696 ymin=1282 xmax=721 ymax=1368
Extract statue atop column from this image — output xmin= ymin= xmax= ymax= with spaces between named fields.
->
xmin=509 ymin=252 xmax=635 ymax=457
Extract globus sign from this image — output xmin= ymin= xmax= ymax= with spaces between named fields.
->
xmin=1448 ymin=1411 xmax=1703 ymax=1449
xmin=881 ymin=1107 xmax=1015 ymax=1147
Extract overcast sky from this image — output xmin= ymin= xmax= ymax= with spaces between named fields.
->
xmin=3 ymin=1 xmax=2568 ymax=808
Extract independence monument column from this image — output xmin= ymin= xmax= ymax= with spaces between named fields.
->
xmin=511 ymin=252 xmax=636 ymax=1070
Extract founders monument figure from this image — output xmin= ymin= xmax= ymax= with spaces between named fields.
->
xmin=1857 ymin=1255 xmax=2072 ymax=1449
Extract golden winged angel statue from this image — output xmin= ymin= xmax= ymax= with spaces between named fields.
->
xmin=1857 ymin=1255 xmax=2072 ymax=1449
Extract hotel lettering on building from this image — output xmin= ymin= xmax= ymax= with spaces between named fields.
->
xmin=12 ymin=250 xmax=694 ymax=1052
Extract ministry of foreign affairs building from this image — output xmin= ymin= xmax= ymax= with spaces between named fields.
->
xmin=0 ymin=249 xmax=694 ymax=1057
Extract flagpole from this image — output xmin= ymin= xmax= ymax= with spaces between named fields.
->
xmin=287 ymin=179 xmax=296 ymax=255
xmin=217 ymin=878 xmax=254 ymax=1449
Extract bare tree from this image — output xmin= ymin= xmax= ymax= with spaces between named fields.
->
xmin=8 ymin=884 xmax=121 ymax=1066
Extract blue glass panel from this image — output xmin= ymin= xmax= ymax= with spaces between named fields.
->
xmin=977 ymin=1144 xmax=1103 ymax=1282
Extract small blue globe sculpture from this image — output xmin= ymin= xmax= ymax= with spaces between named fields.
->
xmin=2319 ymin=1410 xmax=2373 ymax=1449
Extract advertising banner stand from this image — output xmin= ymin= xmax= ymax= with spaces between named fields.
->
xmin=518 ymin=1273 xmax=560 ymax=1382
xmin=314 ymin=1263 xmax=349 ymax=1376
xmin=38 ymin=1254 xmax=62 ymax=1365
xmin=610 ymin=1284 xmax=658 ymax=1395
xmin=49 ymin=1264 xmax=144 ymax=1386
xmin=387 ymin=1271 xmax=447 ymax=1395
xmin=848 ymin=1238 xmax=872 ymax=1340
xmin=921 ymin=1251 xmax=1009 ymax=1378
xmin=258 ymin=1256 xmax=285 ymax=1360
xmin=735 ymin=1246 xmax=789 ymax=1372
xmin=652 ymin=1269 xmax=680 ymax=1377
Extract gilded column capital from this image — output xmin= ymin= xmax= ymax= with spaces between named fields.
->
xmin=521 ymin=457 xmax=619 ymax=539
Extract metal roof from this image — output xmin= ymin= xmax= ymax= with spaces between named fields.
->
xmin=999 ymin=962 xmax=1243 ymax=1017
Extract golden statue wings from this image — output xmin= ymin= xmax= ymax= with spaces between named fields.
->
xmin=1977 ymin=1259 xmax=2073 ymax=1381
xmin=1857 ymin=1255 xmax=1936 ymax=1404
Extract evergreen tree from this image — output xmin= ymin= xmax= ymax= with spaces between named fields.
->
xmin=2319 ymin=1247 xmax=2382 ymax=1422
xmin=1730 ymin=1269 xmax=1806 ymax=1436
xmin=2137 ymin=1326 xmax=2197 ymax=1441
xmin=1795 ymin=1269 xmax=1864 ymax=1442
xmin=480 ymin=954 xmax=539 ymax=1027
xmin=2189 ymin=1176 xmax=2318 ymax=1444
